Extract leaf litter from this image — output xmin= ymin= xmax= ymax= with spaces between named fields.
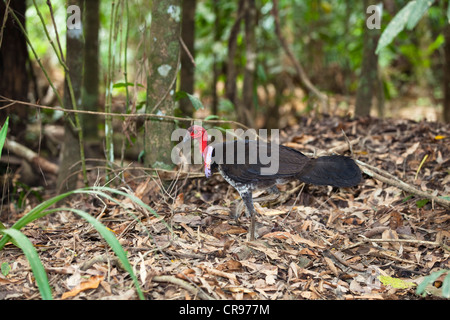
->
xmin=0 ymin=116 xmax=449 ymax=300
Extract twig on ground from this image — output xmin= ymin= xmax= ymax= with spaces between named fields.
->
xmin=323 ymin=250 xmax=365 ymax=272
xmin=4 ymin=139 xmax=59 ymax=174
xmin=151 ymin=275 xmax=215 ymax=300
xmin=303 ymin=138 xmax=449 ymax=210
xmin=356 ymin=160 xmax=450 ymax=209
xmin=359 ymin=237 xmax=449 ymax=252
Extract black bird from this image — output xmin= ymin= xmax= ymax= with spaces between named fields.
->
xmin=186 ymin=125 xmax=361 ymax=240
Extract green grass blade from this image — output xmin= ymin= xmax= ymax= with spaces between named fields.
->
xmin=0 ymin=186 xmax=170 ymax=250
xmin=0 ymin=116 xmax=8 ymax=156
xmin=0 ymin=228 xmax=52 ymax=300
xmin=376 ymin=1 xmax=416 ymax=54
xmin=0 ymin=186 xmax=166 ymax=300
xmin=46 ymin=207 xmax=145 ymax=300
xmin=74 ymin=187 xmax=173 ymax=233
xmin=0 ymin=191 xmax=74 ymax=250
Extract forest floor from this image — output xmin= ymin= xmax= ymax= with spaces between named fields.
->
xmin=0 ymin=115 xmax=449 ymax=300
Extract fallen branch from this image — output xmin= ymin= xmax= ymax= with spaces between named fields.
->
xmin=360 ymin=237 xmax=442 ymax=247
xmin=301 ymin=135 xmax=450 ymax=210
xmin=356 ymin=160 xmax=450 ymax=209
xmin=323 ymin=250 xmax=365 ymax=272
xmin=4 ymin=139 xmax=59 ymax=175
xmin=359 ymin=237 xmax=450 ymax=252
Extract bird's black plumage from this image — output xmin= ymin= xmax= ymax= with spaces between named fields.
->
xmin=209 ymin=140 xmax=361 ymax=189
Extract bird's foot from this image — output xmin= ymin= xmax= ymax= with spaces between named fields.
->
xmin=247 ymin=213 xmax=257 ymax=241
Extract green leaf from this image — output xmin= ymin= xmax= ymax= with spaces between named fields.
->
xmin=138 ymin=150 xmax=145 ymax=162
xmin=1 ymin=262 xmax=11 ymax=276
xmin=174 ymin=90 xmax=188 ymax=101
xmin=379 ymin=275 xmax=415 ymax=289
xmin=0 ymin=117 xmax=9 ymax=157
xmin=187 ymin=93 xmax=204 ymax=110
xmin=416 ymin=269 xmax=447 ymax=297
xmin=442 ymin=273 xmax=450 ymax=298
xmin=175 ymin=91 xmax=204 ymax=110
xmin=0 ymin=229 xmax=52 ymax=300
xmin=448 ymin=1 xmax=450 ymax=23
xmin=426 ymin=33 xmax=445 ymax=55
xmin=407 ymin=0 xmax=435 ymax=30
xmin=402 ymin=195 xmax=413 ymax=202
xmin=204 ymin=115 xmax=220 ymax=121
xmin=376 ymin=1 xmax=417 ymax=54
xmin=415 ymin=198 xmax=429 ymax=208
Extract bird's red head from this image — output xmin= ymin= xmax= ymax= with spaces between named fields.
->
xmin=187 ymin=125 xmax=208 ymax=154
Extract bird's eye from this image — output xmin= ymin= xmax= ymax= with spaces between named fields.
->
xmin=194 ymin=130 xmax=198 ymax=134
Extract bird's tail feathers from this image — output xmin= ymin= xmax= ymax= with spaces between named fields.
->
xmin=296 ymin=155 xmax=361 ymax=187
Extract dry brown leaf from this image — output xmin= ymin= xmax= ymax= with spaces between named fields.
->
xmin=212 ymin=222 xmax=246 ymax=237
xmin=202 ymin=266 xmax=239 ymax=285
xmin=247 ymin=242 xmax=281 ymax=260
xmin=298 ymin=248 xmax=316 ymax=256
xmin=381 ymin=229 xmax=400 ymax=250
xmin=217 ymin=260 xmax=242 ymax=272
xmin=61 ymin=275 xmax=104 ymax=300
xmin=254 ymin=203 xmax=286 ymax=216
xmin=324 ymin=257 xmax=339 ymax=277
xmin=262 ymin=231 xmax=325 ymax=249
xmin=396 ymin=141 xmax=420 ymax=165
xmin=174 ymin=193 xmax=184 ymax=207
xmin=176 ymin=268 xmax=196 ymax=281
xmin=173 ymin=213 xmax=202 ymax=226
xmin=389 ymin=211 xmax=403 ymax=229
xmin=225 ymin=286 xmax=254 ymax=294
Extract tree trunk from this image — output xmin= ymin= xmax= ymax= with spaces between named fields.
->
xmin=241 ymin=0 xmax=256 ymax=128
xmin=212 ymin=0 xmax=222 ymax=116
xmin=355 ymin=0 xmax=382 ymax=117
xmin=144 ymin=0 xmax=181 ymax=168
xmin=0 ymin=0 xmax=29 ymax=136
xmin=57 ymin=0 xmax=84 ymax=192
xmin=82 ymin=0 xmax=100 ymax=140
xmin=443 ymin=24 xmax=450 ymax=123
xmin=179 ymin=0 xmax=196 ymax=117
xmin=225 ymin=0 xmax=244 ymax=111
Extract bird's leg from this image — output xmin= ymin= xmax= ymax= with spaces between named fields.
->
xmin=240 ymin=191 xmax=256 ymax=241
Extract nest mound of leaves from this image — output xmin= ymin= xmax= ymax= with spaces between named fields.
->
xmin=1 ymin=116 xmax=449 ymax=300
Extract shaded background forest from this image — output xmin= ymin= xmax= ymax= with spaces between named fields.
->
xmin=1 ymin=0 xmax=450 ymax=191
